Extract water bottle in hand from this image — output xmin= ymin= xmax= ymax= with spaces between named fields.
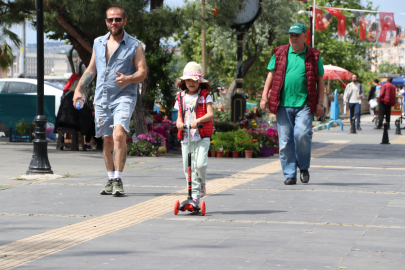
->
xmin=76 ymin=95 xmax=86 ymax=110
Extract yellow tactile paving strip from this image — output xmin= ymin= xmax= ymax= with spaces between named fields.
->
xmin=0 ymin=144 xmax=348 ymax=270
xmin=391 ymin=135 xmax=405 ymax=144
xmin=312 ymin=165 xmax=405 ymax=171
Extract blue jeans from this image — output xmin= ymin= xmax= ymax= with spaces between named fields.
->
xmin=349 ymin=103 xmax=361 ymax=126
xmin=277 ymin=105 xmax=313 ymax=179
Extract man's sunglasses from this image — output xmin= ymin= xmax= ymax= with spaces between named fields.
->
xmin=106 ymin=18 xmax=123 ymax=23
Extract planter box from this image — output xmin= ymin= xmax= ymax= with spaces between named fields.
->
xmin=9 ymin=128 xmax=34 ymax=142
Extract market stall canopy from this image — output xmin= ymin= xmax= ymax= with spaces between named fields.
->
xmin=323 ymin=65 xmax=353 ymax=81
xmin=380 ymin=77 xmax=405 ymax=87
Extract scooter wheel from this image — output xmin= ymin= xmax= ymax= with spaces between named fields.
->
xmin=174 ymin=200 xmax=180 ymax=215
xmin=200 ymin=200 xmax=206 ymax=216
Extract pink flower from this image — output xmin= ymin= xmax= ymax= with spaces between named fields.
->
xmin=153 ymin=114 xmax=164 ymax=122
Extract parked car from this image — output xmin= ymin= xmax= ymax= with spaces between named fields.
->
xmin=0 ymin=78 xmax=63 ymax=116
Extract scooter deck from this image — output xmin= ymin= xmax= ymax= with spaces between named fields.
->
xmin=178 ymin=199 xmax=200 ymax=212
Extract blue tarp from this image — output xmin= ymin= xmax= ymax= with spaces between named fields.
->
xmin=380 ymin=77 xmax=405 ymax=86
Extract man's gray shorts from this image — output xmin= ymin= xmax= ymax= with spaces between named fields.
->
xmin=94 ymin=100 xmax=135 ymax=137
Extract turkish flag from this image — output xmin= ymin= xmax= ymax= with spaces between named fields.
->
xmin=359 ymin=18 xmax=366 ymax=40
xmin=306 ymin=28 xmax=311 ymax=45
xmin=324 ymin=8 xmax=342 ymax=18
xmin=315 ymin=8 xmax=325 ymax=30
xmin=379 ymin=12 xmax=396 ymax=43
xmin=338 ymin=15 xmax=346 ymax=36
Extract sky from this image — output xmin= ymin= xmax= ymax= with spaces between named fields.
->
xmin=9 ymin=0 xmax=405 ymax=45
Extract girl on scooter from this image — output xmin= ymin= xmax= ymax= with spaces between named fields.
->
xmin=174 ymin=62 xmax=214 ymax=205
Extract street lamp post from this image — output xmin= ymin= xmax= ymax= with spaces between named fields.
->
xmin=298 ymin=8 xmax=313 ymax=48
xmin=231 ymin=31 xmax=246 ymax=122
xmin=230 ymin=0 xmax=261 ymax=122
xmin=27 ymin=0 xmax=53 ymax=175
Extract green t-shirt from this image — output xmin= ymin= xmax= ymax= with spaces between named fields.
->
xmin=267 ymin=45 xmax=325 ymax=107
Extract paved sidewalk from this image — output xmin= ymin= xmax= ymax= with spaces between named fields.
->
xmin=0 ymin=115 xmax=404 ymax=270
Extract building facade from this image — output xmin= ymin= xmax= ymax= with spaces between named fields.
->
xmin=6 ymin=52 xmax=72 ymax=78
xmin=370 ymin=30 xmax=405 ymax=72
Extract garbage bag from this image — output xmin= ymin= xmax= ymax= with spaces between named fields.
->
xmin=370 ymin=99 xmax=378 ymax=109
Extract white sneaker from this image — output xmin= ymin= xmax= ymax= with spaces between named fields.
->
xmin=193 ymin=197 xmax=200 ymax=206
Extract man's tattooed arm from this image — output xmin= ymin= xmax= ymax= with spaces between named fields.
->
xmin=77 ymin=72 xmax=95 ymax=93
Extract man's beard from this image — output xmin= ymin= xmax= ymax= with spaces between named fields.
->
xmin=109 ymin=25 xmax=124 ymax=36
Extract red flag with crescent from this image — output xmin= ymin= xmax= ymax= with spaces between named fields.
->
xmin=324 ymin=8 xmax=342 ymax=18
xmin=338 ymin=14 xmax=346 ymax=36
xmin=359 ymin=18 xmax=367 ymax=40
xmin=379 ymin=12 xmax=396 ymax=43
xmin=306 ymin=27 xmax=311 ymax=45
xmin=315 ymin=8 xmax=325 ymax=30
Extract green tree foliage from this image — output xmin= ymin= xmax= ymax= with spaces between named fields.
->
xmin=176 ymin=0 xmax=302 ymax=107
xmin=308 ymin=0 xmax=376 ymax=76
xmin=377 ymin=61 xmax=402 ymax=74
xmin=0 ymin=26 xmax=21 ymax=74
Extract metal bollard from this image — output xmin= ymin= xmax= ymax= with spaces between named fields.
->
xmin=350 ymin=117 xmax=357 ymax=134
xmin=395 ymin=118 xmax=402 ymax=135
xmin=381 ymin=122 xmax=390 ymax=144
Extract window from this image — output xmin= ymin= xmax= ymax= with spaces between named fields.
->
xmin=0 ymin=81 xmax=6 ymax=93
xmin=30 ymin=84 xmax=37 ymax=93
xmin=7 ymin=82 xmax=32 ymax=94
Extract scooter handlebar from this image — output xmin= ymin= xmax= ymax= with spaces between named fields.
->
xmin=183 ymin=124 xmax=204 ymax=129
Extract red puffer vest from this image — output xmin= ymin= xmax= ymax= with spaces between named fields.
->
xmin=268 ymin=44 xmax=320 ymax=114
xmin=177 ymin=89 xmax=214 ymax=140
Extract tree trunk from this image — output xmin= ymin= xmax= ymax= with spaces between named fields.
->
xmin=223 ymin=55 xmax=258 ymax=108
xmin=69 ymin=36 xmax=92 ymax=67
xmin=132 ymin=87 xmax=146 ymax=136
xmin=68 ymin=46 xmax=75 ymax=74
xmin=131 ymin=0 xmax=164 ymax=134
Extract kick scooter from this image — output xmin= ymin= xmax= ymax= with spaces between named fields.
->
xmin=174 ymin=124 xmax=206 ymax=216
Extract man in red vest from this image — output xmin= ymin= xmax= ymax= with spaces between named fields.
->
xmin=375 ymin=77 xmax=396 ymax=129
xmin=260 ymin=23 xmax=325 ymax=185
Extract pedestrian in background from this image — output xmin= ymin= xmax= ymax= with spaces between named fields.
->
xmin=73 ymin=5 xmax=147 ymax=196
xmin=343 ymin=74 xmax=364 ymax=130
xmin=260 ymin=23 xmax=325 ymax=185
xmin=368 ymin=79 xmax=379 ymax=116
xmin=375 ymin=77 xmax=396 ymax=129
xmin=400 ymin=87 xmax=405 ymax=116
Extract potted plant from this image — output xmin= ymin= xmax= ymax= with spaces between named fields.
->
xmin=232 ymin=140 xmax=244 ymax=158
xmin=10 ymin=119 xmax=35 ymax=142
xmin=212 ymin=139 xmax=225 ymax=158
xmin=258 ymin=126 xmax=278 ymax=157
xmin=216 ymin=147 xmax=224 ymax=158
xmin=222 ymin=140 xmax=233 ymax=157
xmin=128 ymin=140 xmax=157 ymax=157
xmin=233 ymin=129 xmax=250 ymax=157
xmin=209 ymin=140 xmax=216 ymax=157
xmin=241 ymin=139 xmax=260 ymax=158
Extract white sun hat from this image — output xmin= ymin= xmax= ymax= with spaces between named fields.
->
xmin=179 ymin=62 xmax=209 ymax=83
